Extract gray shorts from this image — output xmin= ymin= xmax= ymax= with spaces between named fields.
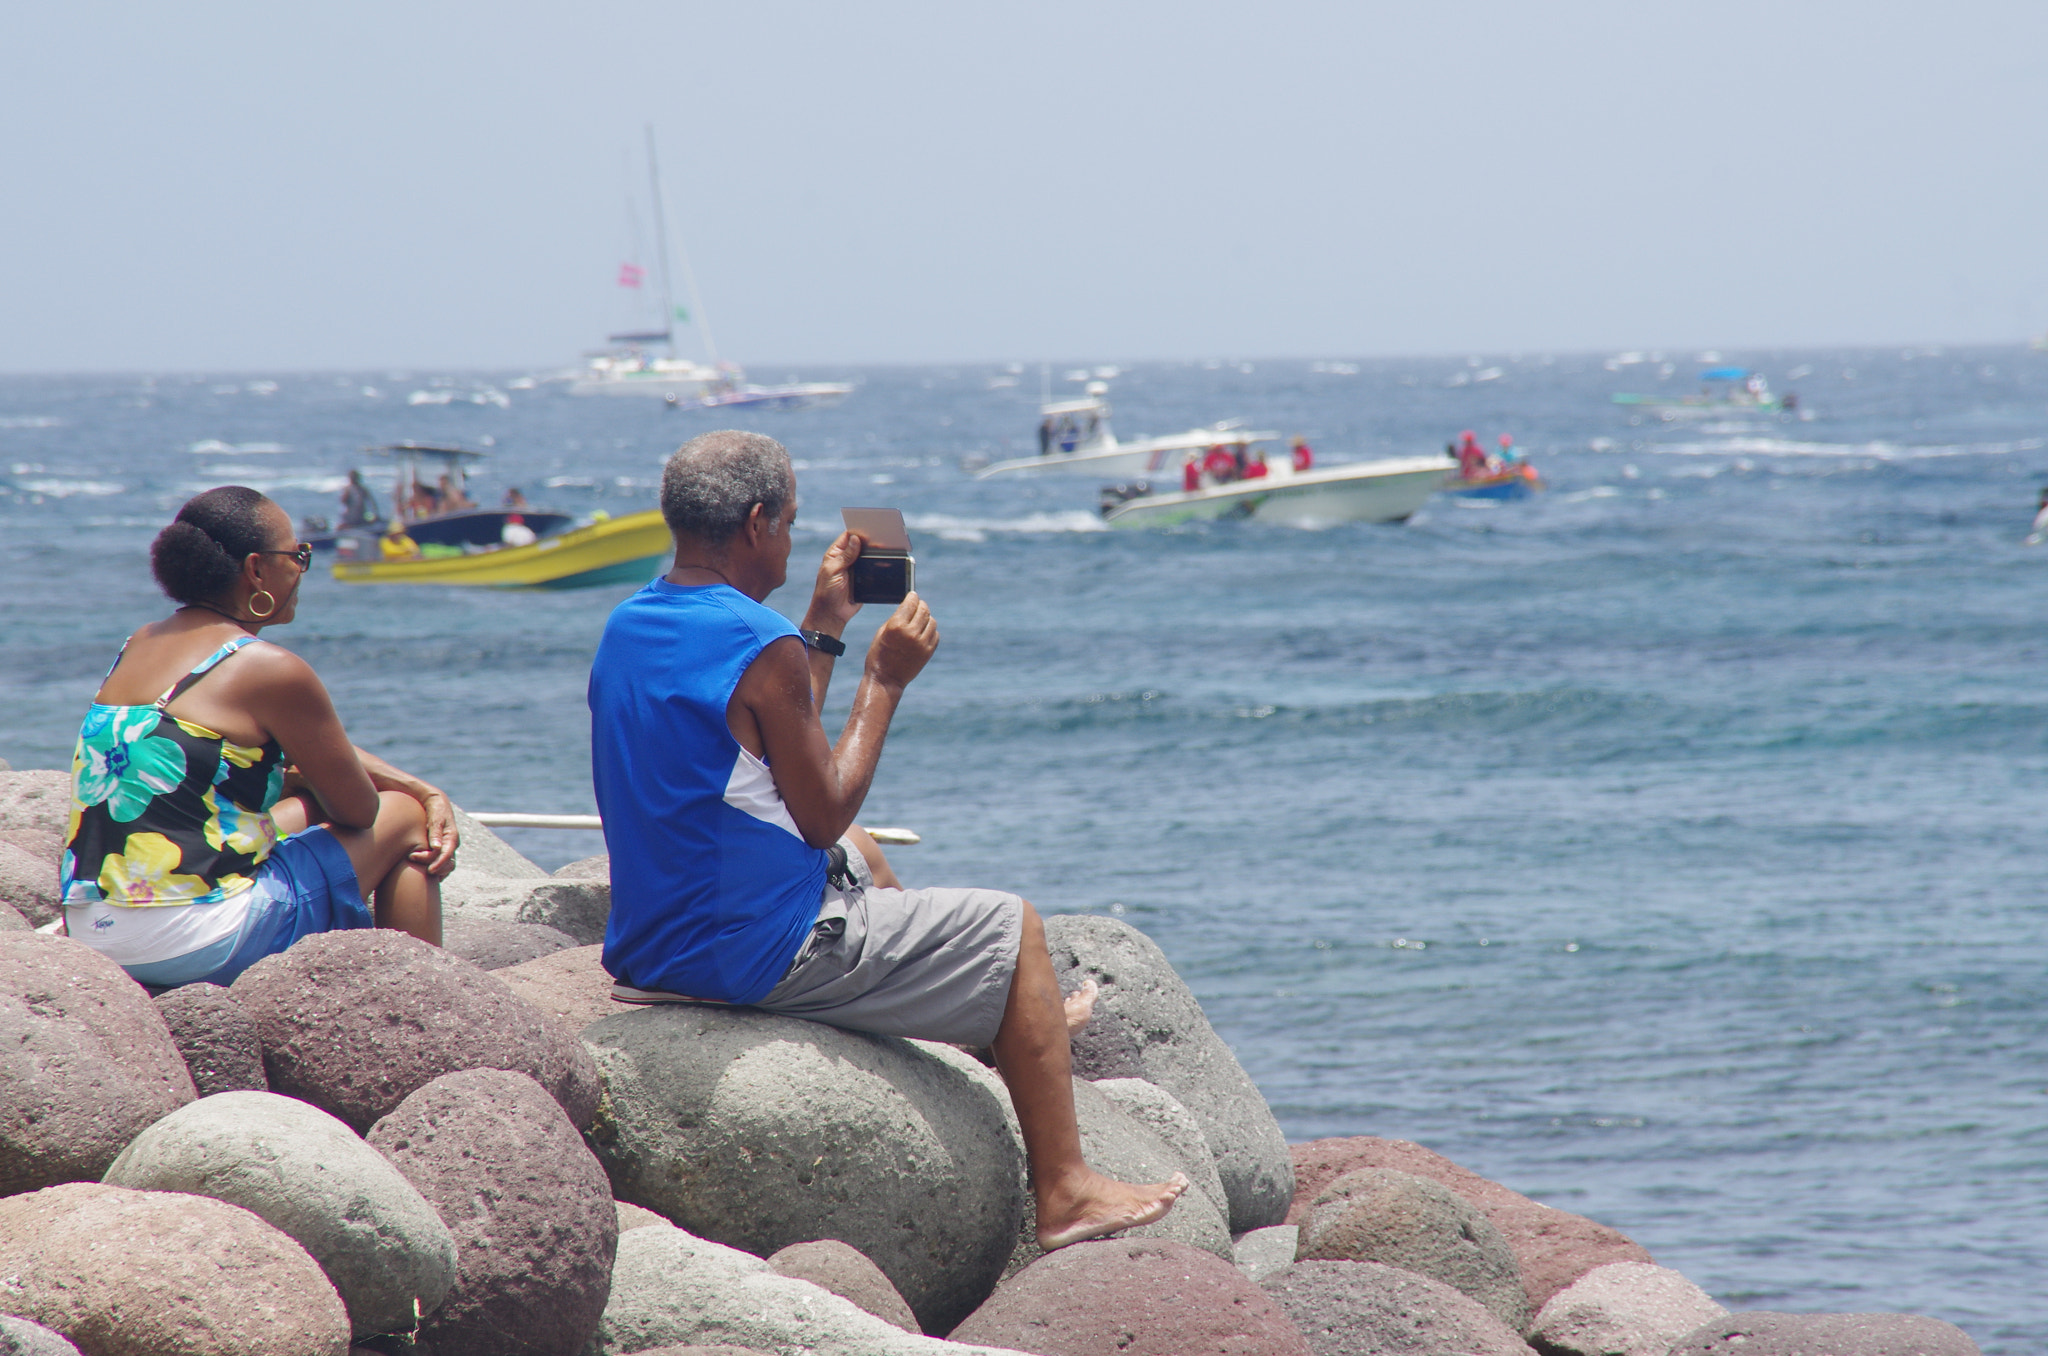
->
xmin=753 ymin=850 xmax=1023 ymax=1048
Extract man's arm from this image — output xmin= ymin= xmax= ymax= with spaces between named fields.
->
xmin=729 ymin=594 xmax=938 ymax=848
xmin=800 ymin=531 xmax=864 ymax=710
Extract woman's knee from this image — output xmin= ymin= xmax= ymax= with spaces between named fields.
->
xmin=375 ymin=790 xmax=427 ymax=839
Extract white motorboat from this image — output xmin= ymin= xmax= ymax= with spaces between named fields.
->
xmin=976 ymin=382 xmax=1279 ymax=480
xmin=1097 ymin=454 xmax=1452 ymax=528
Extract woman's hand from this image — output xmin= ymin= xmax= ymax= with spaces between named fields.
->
xmin=410 ymin=788 xmax=460 ymax=878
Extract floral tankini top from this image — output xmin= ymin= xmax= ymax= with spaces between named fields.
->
xmin=63 ymin=636 xmax=285 ymax=908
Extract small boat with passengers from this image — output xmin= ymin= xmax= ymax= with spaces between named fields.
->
xmin=1097 ymin=441 xmax=1453 ymax=528
xmin=303 ymin=443 xmax=572 ymax=555
xmin=331 ymin=509 xmax=673 ymax=589
xmin=974 ymin=382 xmax=1280 ymax=481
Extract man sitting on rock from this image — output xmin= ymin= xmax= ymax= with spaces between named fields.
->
xmin=588 ymin=429 xmax=1187 ymax=1249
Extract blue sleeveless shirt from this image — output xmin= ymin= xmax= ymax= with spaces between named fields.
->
xmin=588 ymin=579 xmax=828 ymax=1002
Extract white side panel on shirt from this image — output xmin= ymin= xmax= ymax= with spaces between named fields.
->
xmin=723 ymin=747 xmax=805 ymax=839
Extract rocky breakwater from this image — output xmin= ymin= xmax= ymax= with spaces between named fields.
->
xmin=0 ymin=769 xmax=1998 ymax=1356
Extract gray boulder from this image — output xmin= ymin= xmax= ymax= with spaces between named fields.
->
xmin=0 ymin=1181 xmax=350 ymax=1356
xmin=584 ymin=1004 xmax=1025 ymax=1335
xmin=618 ymin=1200 xmax=669 ymax=1232
xmin=231 ymin=928 xmax=599 ymax=1131
xmin=768 ymin=1239 xmax=920 ymax=1333
xmin=0 ymin=931 xmax=197 ymax=1195
xmin=438 ymin=809 xmax=612 ymax=944
xmin=0 ymin=1315 xmax=82 ymax=1356
xmin=951 ymin=1237 xmax=1314 ymax=1356
xmin=1262 ymin=1259 xmax=1536 ymax=1356
xmin=515 ymin=878 xmax=612 ymax=944
xmin=554 ymin=854 xmax=609 ymax=880
xmin=498 ymin=943 xmax=618 ymax=1033
xmin=0 ymin=840 xmax=59 ymax=929
xmin=440 ymin=917 xmax=576 ymax=971
xmin=446 ymin=805 xmax=551 ymax=881
xmin=1044 ymin=913 xmax=1293 ymax=1232
xmin=597 ymin=1226 xmax=1024 ymax=1356
xmin=102 ymin=1090 xmax=456 ymax=1340
xmin=1531 ymin=1262 xmax=1727 ymax=1356
xmin=1 ymin=900 xmax=30 ymax=932
xmin=1090 ymin=1076 xmax=1229 ymax=1222
xmin=367 ymin=1069 xmax=619 ymax=1356
xmin=0 ymin=770 xmax=69 ymax=872
xmin=1670 ymin=1312 xmax=1982 ymax=1356
xmin=1289 ymin=1137 xmax=1653 ymax=1313
xmin=153 ymin=982 xmax=267 ymax=1096
xmin=1004 ymin=1076 xmax=1233 ymax=1278
xmin=1234 ymin=1225 xmax=1300 ymax=1283
xmin=1298 ymin=1168 xmax=1531 ymax=1333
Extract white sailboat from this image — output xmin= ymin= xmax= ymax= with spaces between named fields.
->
xmin=571 ymin=129 xmax=852 ymax=411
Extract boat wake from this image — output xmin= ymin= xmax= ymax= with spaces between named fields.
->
xmin=1645 ymin=436 xmax=2043 ymax=460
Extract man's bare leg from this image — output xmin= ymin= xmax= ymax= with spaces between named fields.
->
xmin=844 ymin=825 xmax=902 ymax=889
xmin=992 ymin=902 xmax=1186 ymax=1250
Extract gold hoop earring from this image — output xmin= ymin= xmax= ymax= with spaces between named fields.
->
xmin=247 ymin=590 xmax=277 ymax=620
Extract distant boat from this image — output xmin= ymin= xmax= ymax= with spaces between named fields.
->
xmin=569 ymin=128 xmax=852 ymax=411
xmin=332 ymin=510 xmax=672 ymax=589
xmin=975 ymin=381 xmax=1279 ymax=480
xmin=1097 ymin=456 xmax=1449 ymax=528
xmin=1443 ymin=463 xmax=1544 ymax=501
xmin=305 ymin=443 xmax=571 ymax=554
xmin=1612 ymin=367 xmax=1793 ymax=418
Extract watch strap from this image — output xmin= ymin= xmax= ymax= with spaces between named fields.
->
xmin=799 ymin=629 xmax=846 ymax=657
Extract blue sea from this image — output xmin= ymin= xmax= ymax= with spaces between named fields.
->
xmin=3 ymin=350 xmax=2044 ymax=1352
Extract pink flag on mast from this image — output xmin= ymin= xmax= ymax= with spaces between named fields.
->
xmin=617 ymin=262 xmax=645 ymax=288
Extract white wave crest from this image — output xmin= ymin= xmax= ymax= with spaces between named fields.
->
xmin=14 ymin=478 xmax=123 ymax=498
xmin=1646 ymin=436 xmax=2043 ymax=461
xmin=188 ymin=439 xmax=290 ymax=455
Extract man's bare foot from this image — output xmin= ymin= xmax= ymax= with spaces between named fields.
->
xmin=1063 ymin=978 xmax=1099 ymax=1034
xmin=1036 ymin=1170 xmax=1189 ymax=1250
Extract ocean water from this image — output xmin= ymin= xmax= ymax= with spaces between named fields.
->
xmin=3 ymin=349 xmax=2045 ymax=1351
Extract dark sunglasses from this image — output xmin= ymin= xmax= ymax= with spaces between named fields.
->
xmin=254 ymin=543 xmax=314 ymax=570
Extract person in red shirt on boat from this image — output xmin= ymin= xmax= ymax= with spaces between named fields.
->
xmin=1457 ymin=431 xmax=1489 ymax=481
xmin=1243 ymin=449 xmax=1270 ymax=480
xmin=1201 ymin=444 xmax=1238 ymax=485
xmin=1182 ymin=454 xmax=1201 ymax=493
xmin=1290 ymin=437 xmax=1314 ymax=472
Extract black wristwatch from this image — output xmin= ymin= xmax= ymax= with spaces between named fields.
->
xmin=799 ymin=629 xmax=846 ymax=657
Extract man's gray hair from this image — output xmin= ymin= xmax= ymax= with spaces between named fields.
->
xmin=660 ymin=430 xmax=793 ymax=546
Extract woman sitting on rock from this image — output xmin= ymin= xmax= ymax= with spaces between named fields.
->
xmin=61 ymin=485 xmax=456 ymax=988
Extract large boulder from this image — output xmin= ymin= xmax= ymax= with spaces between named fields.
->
xmin=1531 ymin=1262 xmax=1726 ymax=1356
xmin=1670 ymin=1312 xmax=1982 ymax=1356
xmin=230 ymin=929 xmax=599 ymax=1131
xmin=585 ymin=1004 xmax=1025 ymax=1335
xmin=440 ymin=917 xmax=576 ymax=971
xmin=951 ymin=1237 xmax=1313 ymax=1356
xmin=0 ymin=931 xmax=196 ymax=1196
xmin=438 ymin=810 xmax=611 ymax=944
xmin=1289 ymin=1137 xmax=1652 ymax=1312
xmin=152 ymin=983 xmax=267 ymax=1096
xmin=1261 ymin=1259 xmax=1536 ymax=1356
xmin=768 ymin=1240 xmax=919 ymax=1333
xmin=0 ymin=1315 xmax=83 ymax=1356
xmin=1044 ymin=914 xmax=1293 ymax=1232
xmin=1234 ymin=1226 xmax=1300 ymax=1283
xmin=1004 ymin=1076 xmax=1232 ymax=1277
xmin=498 ymin=943 xmax=618 ymax=1033
xmin=555 ymin=854 xmax=608 ymax=880
xmin=597 ymin=1226 xmax=1023 ymax=1356
xmin=0 ymin=1181 xmax=350 ymax=1356
xmin=0 ymin=901 xmax=30 ymax=932
xmin=1296 ymin=1168 xmax=1530 ymax=1333
xmin=0 ymin=771 xmax=69 ymax=871
xmin=101 ymin=1091 xmax=454 ymax=1340
xmin=1090 ymin=1076 xmax=1229 ymax=1222
xmin=0 ymin=842 xmax=59 ymax=929
xmin=367 ymin=1069 xmax=618 ymax=1356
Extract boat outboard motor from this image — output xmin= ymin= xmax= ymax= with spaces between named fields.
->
xmin=1098 ymin=481 xmax=1152 ymax=516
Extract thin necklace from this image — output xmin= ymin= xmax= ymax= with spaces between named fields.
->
xmin=672 ymin=563 xmax=733 ymax=587
xmin=179 ymin=602 xmax=255 ymax=632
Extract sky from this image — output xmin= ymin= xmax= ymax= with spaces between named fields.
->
xmin=3 ymin=1 xmax=2045 ymax=371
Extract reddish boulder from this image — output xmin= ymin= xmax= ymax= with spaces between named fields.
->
xmin=1295 ymin=1168 xmax=1528 ymax=1332
xmin=439 ymin=917 xmax=576 ymax=971
xmin=366 ymin=1068 xmax=618 ymax=1356
xmin=0 ymin=1182 xmax=349 ymax=1356
xmin=497 ymin=942 xmax=617 ymax=1034
xmin=0 ymin=931 xmax=196 ymax=1195
xmin=1288 ymin=1137 xmax=1651 ymax=1311
xmin=949 ymin=1238 xmax=1313 ymax=1356
xmin=768 ymin=1239 xmax=919 ymax=1333
xmin=1670 ymin=1311 xmax=1981 ymax=1356
xmin=152 ymin=983 xmax=267 ymax=1097
xmin=231 ymin=929 xmax=598 ymax=1131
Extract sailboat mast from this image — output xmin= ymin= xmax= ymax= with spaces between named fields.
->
xmin=643 ymin=124 xmax=719 ymax=365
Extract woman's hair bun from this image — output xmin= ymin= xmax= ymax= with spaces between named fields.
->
xmin=150 ymin=486 xmax=272 ymax=606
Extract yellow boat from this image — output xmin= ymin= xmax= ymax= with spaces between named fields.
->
xmin=332 ymin=510 xmax=673 ymax=588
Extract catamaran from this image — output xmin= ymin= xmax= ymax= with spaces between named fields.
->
xmin=570 ymin=128 xmax=852 ymax=411
xmin=975 ymin=381 xmax=1280 ymax=480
